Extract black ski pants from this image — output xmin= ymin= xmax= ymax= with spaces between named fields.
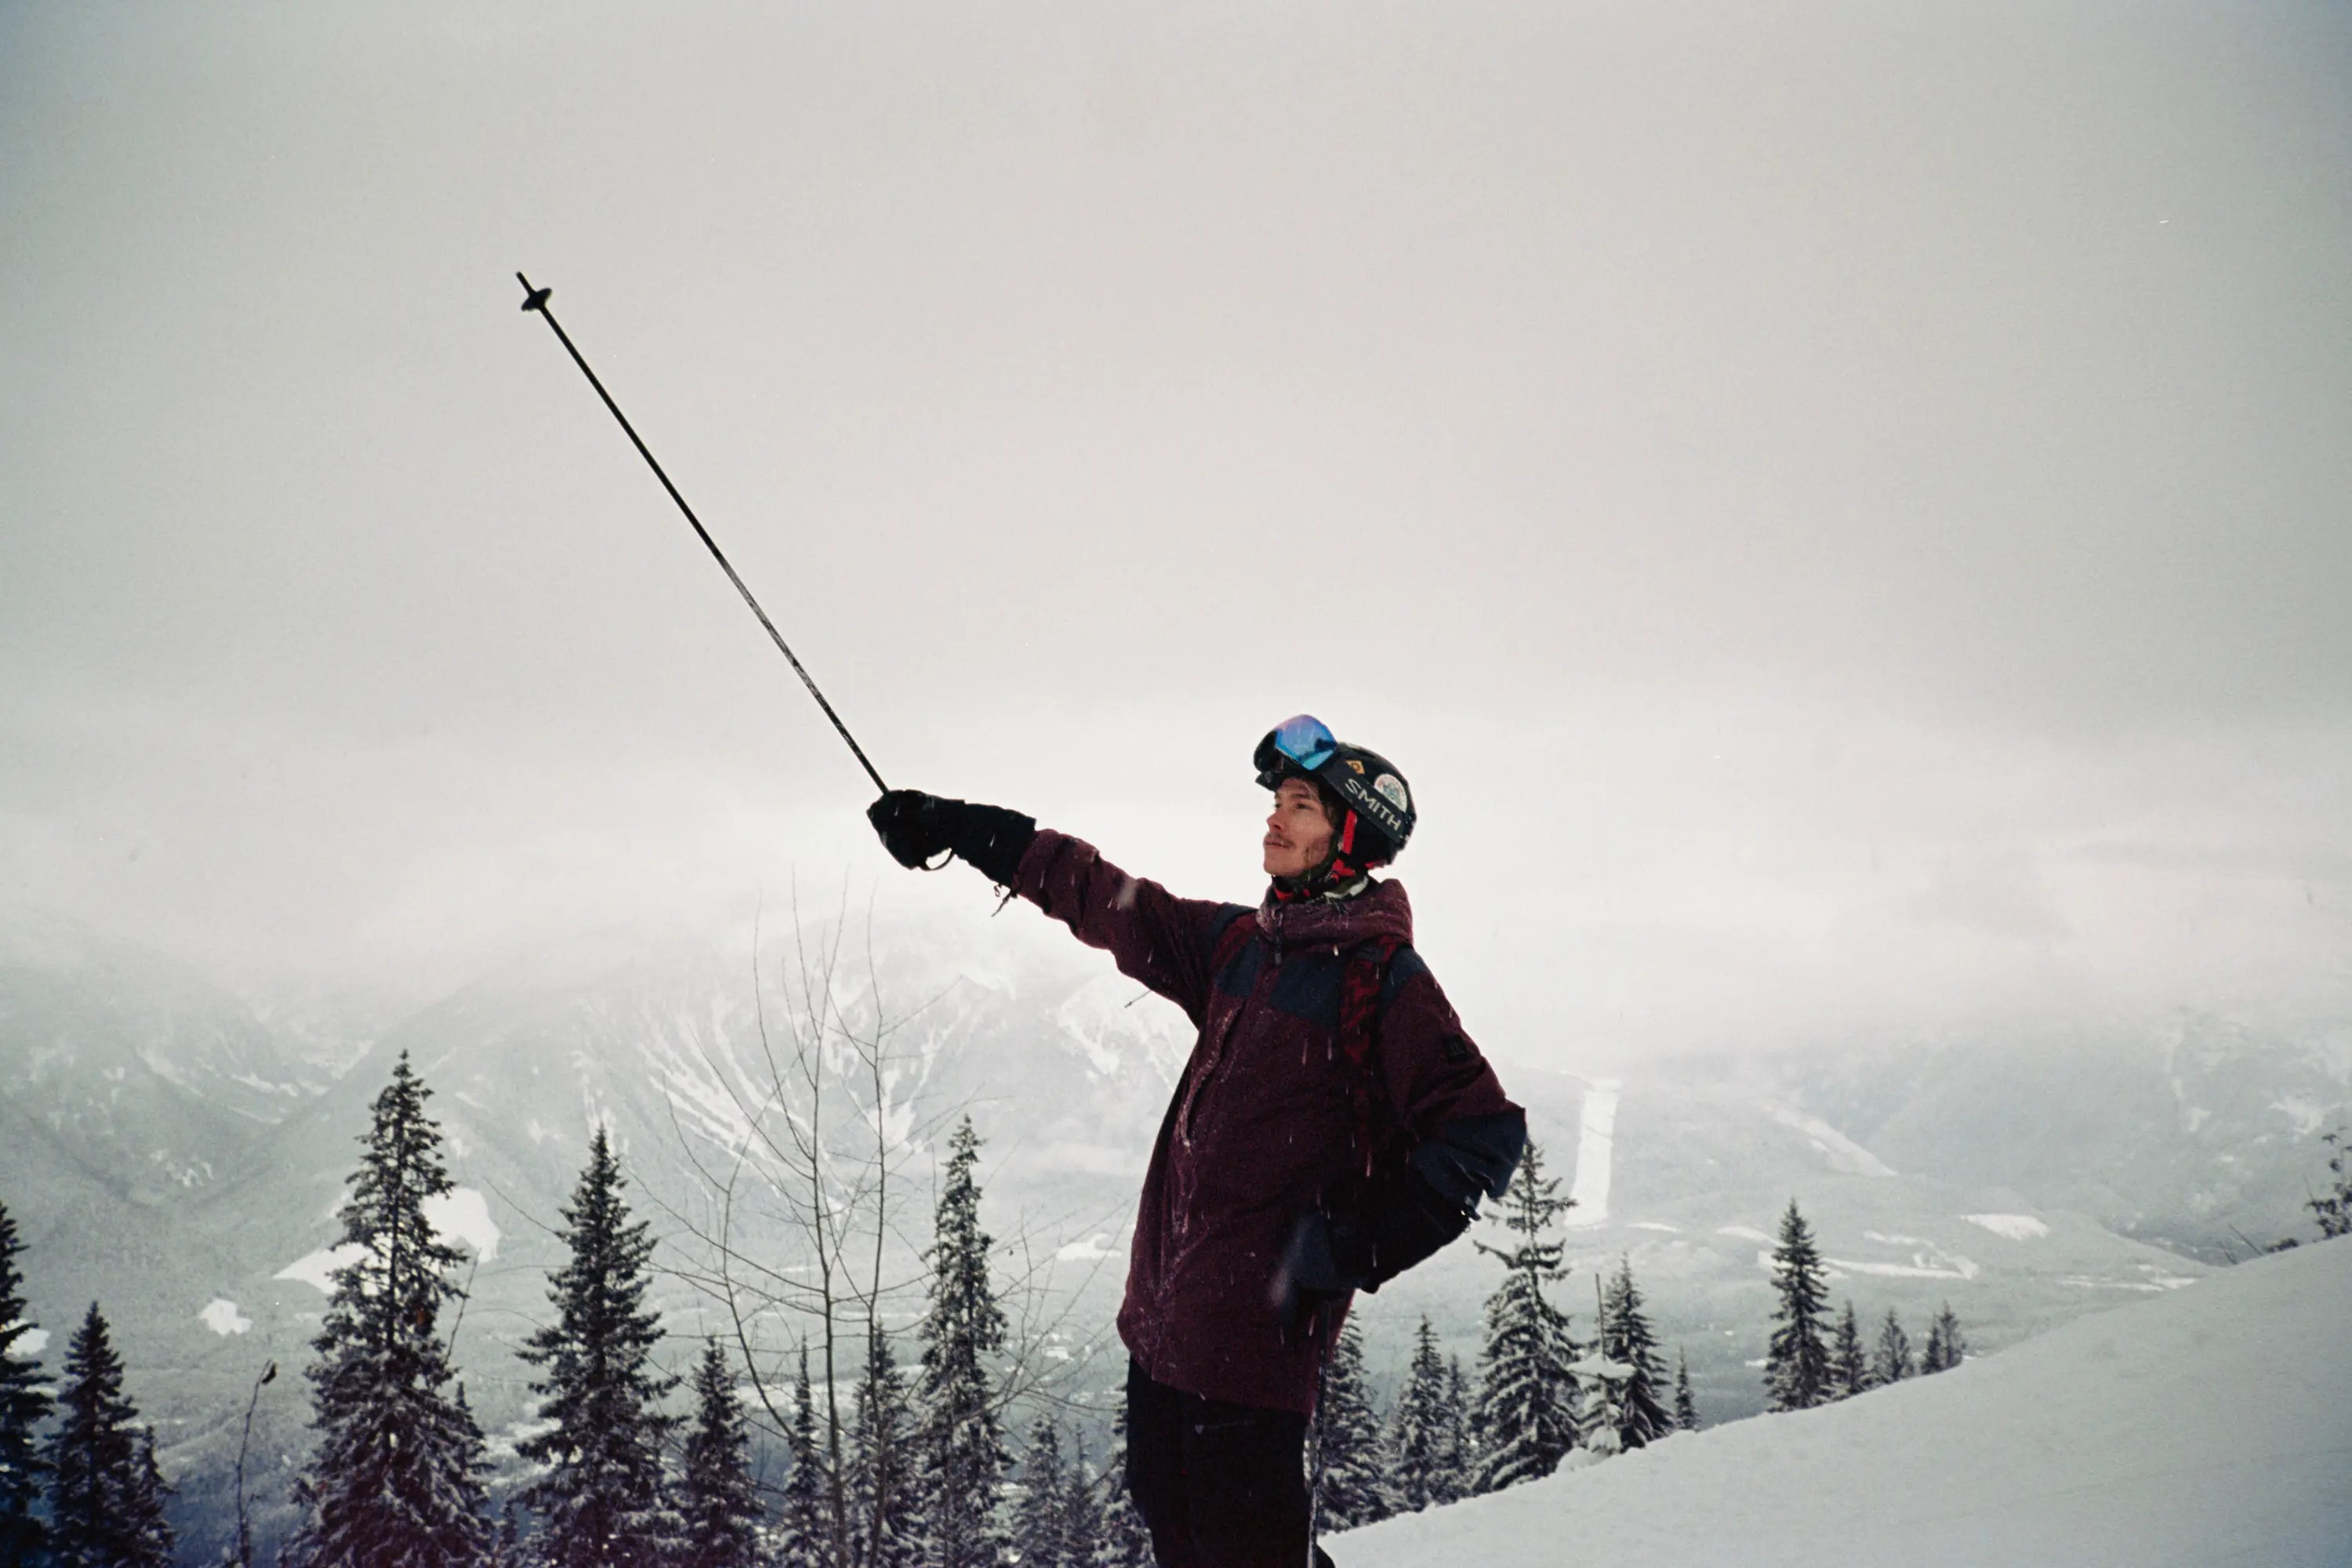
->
xmin=1126 ymin=1359 xmax=1334 ymax=1568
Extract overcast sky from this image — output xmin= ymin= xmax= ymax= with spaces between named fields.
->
xmin=3 ymin=1 xmax=2348 ymax=1060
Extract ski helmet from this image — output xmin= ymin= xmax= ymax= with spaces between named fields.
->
xmin=1253 ymin=713 xmax=1417 ymax=870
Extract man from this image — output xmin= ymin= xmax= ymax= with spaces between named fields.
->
xmin=869 ymin=714 xmax=1524 ymax=1567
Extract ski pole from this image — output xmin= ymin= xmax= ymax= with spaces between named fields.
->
xmin=514 ymin=272 xmax=890 ymax=797
xmin=1306 ymin=1351 xmax=1328 ymax=1568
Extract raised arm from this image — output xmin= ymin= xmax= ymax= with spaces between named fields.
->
xmin=868 ymin=791 xmax=1234 ymax=1024
xmin=1011 ymin=831 xmax=1238 ymax=1024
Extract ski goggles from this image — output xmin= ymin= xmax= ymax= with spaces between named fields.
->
xmin=1254 ymin=713 xmax=1337 ymax=781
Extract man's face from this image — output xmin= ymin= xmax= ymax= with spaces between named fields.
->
xmin=1262 ymin=777 xmax=1337 ymax=879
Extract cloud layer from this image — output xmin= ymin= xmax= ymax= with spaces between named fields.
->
xmin=4 ymin=2 xmax=2347 ymax=1057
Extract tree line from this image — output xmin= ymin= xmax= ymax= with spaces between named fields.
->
xmin=1759 ymin=1199 xmax=1966 ymax=1412
xmin=1303 ymin=1140 xmax=1700 ymax=1532
xmin=0 ymin=1054 xmax=1061 ymax=1568
xmin=0 ymin=1105 xmax=1964 ymax=1567
xmin=11 ymin=1062 xmax=2339 ymax=1566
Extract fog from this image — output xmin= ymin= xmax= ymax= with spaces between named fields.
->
xmin=4 ymin=1 xmax=2348 ymax=1059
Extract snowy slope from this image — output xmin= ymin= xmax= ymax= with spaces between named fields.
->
xmin=1345 ymin=1236 xmax=2352 ymax=1568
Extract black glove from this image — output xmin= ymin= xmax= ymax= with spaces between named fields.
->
xmin=1356 ymin=1167 xmax=1476 ymax=1290
xmin=1344 ymin=1112 xmax=1526 ymax=1290
xmin=866 ymin=792 xmax=1036 ymax=884
xmin=1267 ymin=1112 xmax=1525 ymax=1334
xmin=1284 ymin=1207 xmax=1377 ymax=1294
xmin=1272 ymin=1207 xmax=1375 ymax=1334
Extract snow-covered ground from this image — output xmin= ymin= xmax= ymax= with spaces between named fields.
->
xmin=1343 ymin=1236 xmax=2352 ymax=1568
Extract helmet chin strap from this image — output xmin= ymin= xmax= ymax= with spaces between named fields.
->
xmin=1272 ymin=810 xmax=1375 ymax=902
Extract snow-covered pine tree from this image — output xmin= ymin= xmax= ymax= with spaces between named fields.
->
xmin=1592 ymin=1257 xmax=1671 ymax=1450
xmin=2311 ymin=1127 xmax=2352 ymax=1239
xmin=1092 ymin=1392 xmax=1152 ymax=1568
xmin=851 ymin=1324 xmax=920 ymax=1568
xmin=775 ymin=1345 xmax=828 ymax=1568
xmin=1921 ymin=1304 xmax=1966 ymax=1373
xmin=518 ymin=1124 xmax=684 ymax=1568
xmin=1871 ymin=1309 xmax=1913 ymax=1386
xmin=0 ymin=1198 xmax=51 ymax=1568
xmin=1940 ymin=1305 xmax=1967 ymax=1368
xmin=1671 ymin=1349 xmax=1698 ymax=1432
xmin=1438 ymin=1356 xmax=1473 ymax=1501
xmin=679 ymin=1340 xmax=764 ymax=1568
xmin=1054 ymin=1434 xmax=1105 ymax=1568
xmin=1762 ymin=1199 xmax=1833 ymax=1412
xmin=289 ymin=1053 xmax=492 ymax=1568
xmin=1471 ymin=1139 xmax=1580 ymax=1493
xmin=44 ymin=1303 xmax=172 ymax=1568
xmin=1310 ymin=1319 xmax=1392 ymax=1530
xmin=487 ymin=1505 xmax=524 ymax=1568
xmin=1829 ymin=1300 xmax=1871 ymax=1399
xmin=1567 ymin=1346 xmax=1633 ymax=1459
xmin=1011 ymin=1417 xmax=1072 ymax=1568
xmin=916 ymin=1116 xmax=1009 ymax=1568
xmin=1387 ymin=1318 xmax=1450 ymax=1514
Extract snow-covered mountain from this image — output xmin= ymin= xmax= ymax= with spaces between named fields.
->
xmin=1348 ymin=1235 xmax=2352 ymax=1568
xmin=0 ymin=905 xmax=2345 ymax=1559
xmin=0 ymin=912 xmax=322 ymax=1201
xmin=1770 ymin=1016 xmax=2352 ymax=1261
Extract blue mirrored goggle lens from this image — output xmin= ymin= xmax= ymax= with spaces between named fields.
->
xmin=1269 ymin=713 xmax=1337 ymax=771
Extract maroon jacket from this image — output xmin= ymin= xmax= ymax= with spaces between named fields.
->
xmin=1014 ymin=829 xmax=1519 ymax=1414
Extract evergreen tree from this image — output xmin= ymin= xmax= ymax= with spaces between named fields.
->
xmin=1829 ymin=1300 xmax=1871 ymax=1399
xmin=1309 ymin=1319 xmax=1391 ymax=1530
xmin=1592 ymin=1257 xmax=1671 ymax=1450
xmin=774 ymin=1345 xmax=828 ymax=1568
xmin=518 ymin=1125 xmax=684 ymax=1568
xmin=851 ymin=1324 xmax=920 ymax=1568
xmin=917 ymin=1117 xmax=1009 ymax=1568
xmin=1871 ymin=1309 xmax=1913 ymax=1386
xmin=2310 ymin=1127 xmax=2352 ymax=1239
xmin=1567 ymin=1346 xmax=1633 ymax=1459
xmin=1762 ymin=1200 xmax=1833 ymax=1412
xmin=1921 ymin=1304 xmax=1966 ymax=1374
xmin=1671 ymin=1350 xmax=1698 ymax=1432
xmin=679 ymin=1340 xmax=764 ymax=1568
xmin=1387 ymin=1318 xmax=1451 ymax=1514
xmin=488 ymin=1505 xmax=524 ymax=1568
xmin=289 ymin=1053 xmax=492 ymax=1568
xmin=1091 ymin=1392 xmax=1152 ymax=1568
xmin=0 ymin=1199 xmax=51 ymax=1568
xmin=1471 ymin=1140 xmax=1580 ymax=1492
xmin=1054 ymin=1436 xmax=1105 ymax=1568
xmin=1011 ymin=1417 xmax=1073 ymax=1568
xmin=45 ymin=1303 xmax=172 ymax=1568
xmin=125 ymin=1429 xmax=173 ymax=1568
xmin=1438 ymin=1356 xmax=1473 ymax=1502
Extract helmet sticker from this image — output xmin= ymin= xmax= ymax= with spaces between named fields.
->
xmin=1374 ymin=774 xmax=1409 ymax=812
